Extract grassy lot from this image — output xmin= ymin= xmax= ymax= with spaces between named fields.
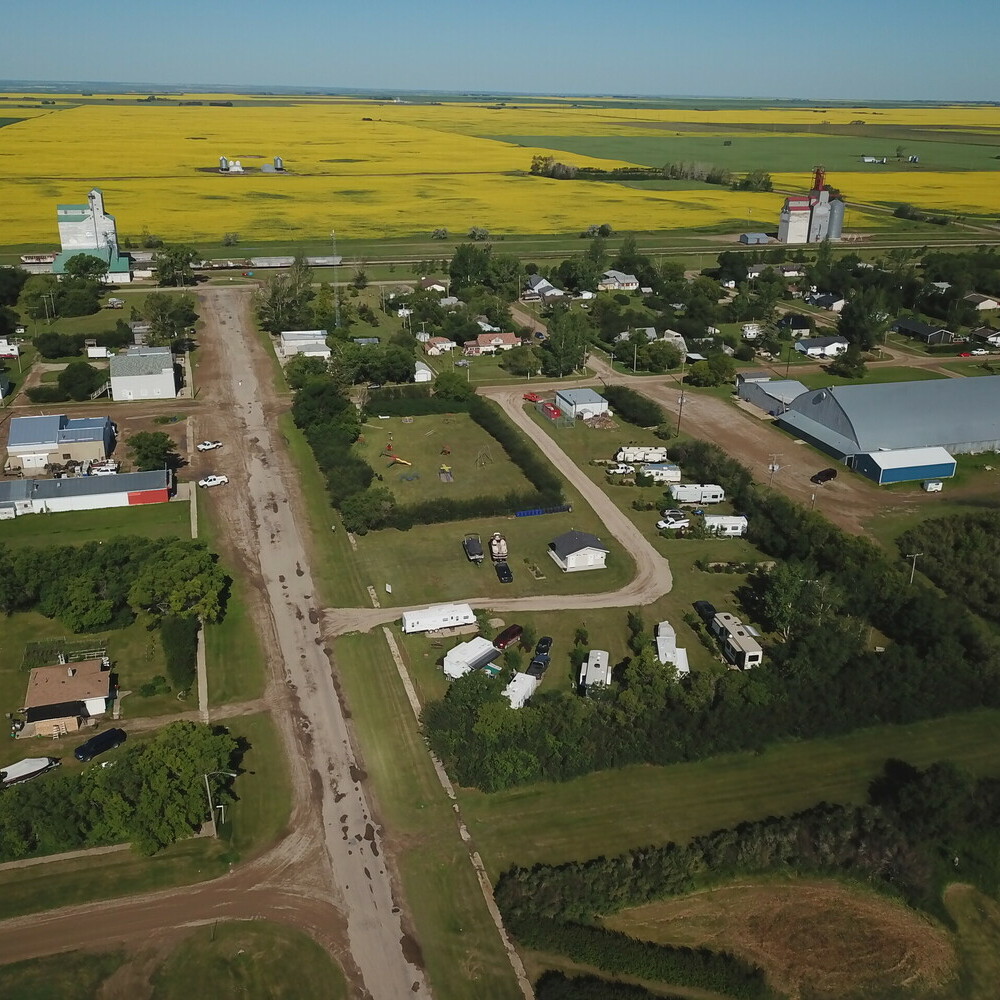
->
xmin=946 ymin=886 xmax=1000 ymax=1000
xmin=794 ymin=365 xmax=946 ymax=389
xmin=0 ymin=711 xmax=289 ymax=921
xmin=0 ymin=500 xmax=190 ymax=547
xmin=424 ymin=352 xmax=593 ymax=386
xmin=357 ymin=412 xmax=532 ymax=503
xmin=150 ymin=921 xmax=348 ymax=1000
xmin=939 ymin=360 xmax=1000 ymax=377
xmin=0 ymin=611 xmax=180 ymax=726
xmin=196 ymin=491 xmax=267 ymax=704
xmin=489 ymin=133 xmax=1000 ymax=174
xmin=0 ymin=951 xmax=126 ymax=999
xmin=459 ymin=708 xmax=1000 ymax=876
xmin=334 ymin=631 xmax=523 ymax=1000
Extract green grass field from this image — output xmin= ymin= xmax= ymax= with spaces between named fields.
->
xmin=459 ymin=708 xmax=1000 ymax=876
xmin=150 ymin=921 xmax=348 ymax=1000
xmin=0 ymin=500 xmax=190 ymax=547
xmin=0 ymin=711 xmax=289 ymax=921
xmin=0 ymin=951 xmax=126 ymax=999
xmin=492 ymin=133 xmax=1000 ymax=174
xmin=794 ymin=365 xmax=946 ymax=390
xmin=356 ymin=413 xmax=532 ymax=503
xmin=334 ymin=630 xmax=523 ymax=1000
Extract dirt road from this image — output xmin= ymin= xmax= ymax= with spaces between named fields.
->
xmin=0 ymin=288 xmax=429 ymax=999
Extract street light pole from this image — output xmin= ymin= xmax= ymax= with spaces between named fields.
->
xmin=768 ymin=453 xmax=782 ymax=486
xmin=906 ymin=552 xmax=923 ymax=585
xmin=203 ymin=770 xmax=237 ymax=838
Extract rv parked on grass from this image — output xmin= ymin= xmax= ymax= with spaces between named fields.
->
xmin=669 ymin=483 xmax=726 ymax=504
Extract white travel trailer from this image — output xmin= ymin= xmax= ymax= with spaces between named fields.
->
xmin=401 ymin=603 xmax=477 ymax=634
xmin=669 ymin=483 xmax=726 ymax=504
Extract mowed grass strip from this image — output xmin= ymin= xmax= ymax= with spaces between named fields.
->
xmin=0 ymin=951 xmax=126 ymax=999
xmin=0 ymin=712 xmax=290 ymax=921
xmin=334 ymin=631 xmax=523 ymax=1000
xmin=150 ymin=920 xmax=348 ymax=1000
xmin=794 ymin=365 xmax=946 ymax=390
xmin=0 ymin=501 xmax=190 ymax=547
xmin=460 ymin=709 xmax=1000 ymax=875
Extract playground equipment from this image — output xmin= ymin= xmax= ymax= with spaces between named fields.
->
xmin=476 ymin=447 xmax=494 ymax=467
xmin=439 ymin=464 xmax=453 ymax=482
xmin=440 ymin=445 xmax=451 ymax=455
xmin=489 ymin=532 xmax=508 ymax=562
xmin=390 ymin=456 xmax=412 ymax=467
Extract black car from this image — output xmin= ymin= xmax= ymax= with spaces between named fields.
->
xmin=811 ymin=468 xmax=838 ymax=485
xmin=693 ymin=600 xmax=717 ymax=625
xmin=535 ymin=636 xmax=553 ymax=657
xmin=495 ymin=561 xmax=513 ymax=584
xmin=527 ymin=657 xmax=550 ymax=678
xmin=74 ymin=727 xmax=126 ymax=763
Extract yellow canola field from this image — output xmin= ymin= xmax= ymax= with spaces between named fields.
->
xmin=773 ymin=170 xmax=1000 ymax=216
xmin=2 ymin=104 xmax=786 ymax=243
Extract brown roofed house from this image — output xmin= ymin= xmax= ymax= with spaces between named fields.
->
xmin=22 ymin=658 xmax=113 ymax=738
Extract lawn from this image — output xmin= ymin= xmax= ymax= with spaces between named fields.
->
xmin=0 ymin=500 xmax=190 ymax=547
xmin=0 ymin=951 xmax=126 ymax=999
xmin=424 ymin=352 xmax=593 ymax=386
xmin=356 ymin=412 xmax=532 ymax=504
xmin=196 ymin=491 xmax=267 ymax=705
xmin=334 ymin=631 xmax=523 ymax=1000
xmin=150 ymin=921 xmax=348 ymax=1000
xmin=15 ymin=290 xmax=174 ymax=340
xmin=459 ymin=708 xmax=1000 ymax=877
xmin=0 ymin=711 xmax=289 ymax=921
xmin=794 ymin=365 xmax=945 ymax=390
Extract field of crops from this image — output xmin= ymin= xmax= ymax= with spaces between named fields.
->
xmin=2 ymin=95 xmax=998 ymax=245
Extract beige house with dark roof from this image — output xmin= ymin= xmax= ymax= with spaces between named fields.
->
xmin=22 ymin=658 xmax=113 ymax=738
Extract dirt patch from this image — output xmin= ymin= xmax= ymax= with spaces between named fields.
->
xmin=604 ymin=879 xmax=957 ymax=1000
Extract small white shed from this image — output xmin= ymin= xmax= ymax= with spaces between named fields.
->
xmin=554 ymin=388 xmax=609 ymax=420
xmin=503 ymin=672 xmax=540 ymax=709
xmin=401 ymin=603 xmax=476 ymax=634
xmin=414 ymin=361 xmax=434 ymax=383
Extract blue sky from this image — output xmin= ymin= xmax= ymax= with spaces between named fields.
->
xmin=2 ymin=0 xmax=998 ymax=100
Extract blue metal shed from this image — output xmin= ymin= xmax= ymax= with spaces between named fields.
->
xmin=853 ymin=447 xmax=957 ymax=485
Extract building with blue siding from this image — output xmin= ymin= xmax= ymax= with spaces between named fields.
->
xmin=853 ymin=447 xmax=957 ymax=485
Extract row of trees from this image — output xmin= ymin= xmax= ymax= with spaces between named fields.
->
xmin=422 ymin=441 xmax=1000 ymax=792
xmin=528 ymin=155 xmax=767 ymax=191
xmin=0 ymin=722 xmax=237 ymax=859
xmin=0 ymin=536 xmax=227 ymax=632
xmin=494 ymin=759 xmax=1000 ymax=995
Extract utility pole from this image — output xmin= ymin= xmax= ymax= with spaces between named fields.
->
xmin=767 ymin=453 xmax=782 ymax=486
xmin=906 ymin=552 xmax=923 ymax=585
xmin=330 ymin=229 xmax=340 ymax=330
xmin=675 ymin=385 xmax=686 ymax=436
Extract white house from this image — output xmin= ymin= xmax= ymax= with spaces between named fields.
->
xmin=465 ymin=332 xmax=520 ymax=355
xmin=419 ymin=277 xmax=448 ymax=294
xmin=0 ymin=339 xmax=20 ymax=358
xmin=655 ymin=621 xmax=690 ymax=675
xmin=476 ymin=317 xmax=501 ymax=333
xmin=401 ymin=603 xmax=476 ymax=635
xmin=443 ymin=637 xmax=500 ymax=680
xmin=598 ymin=270 xmax=639 ymax=292
xmin=414 ymin=361 xmax=434 ymax=383
xmin=423 ymin=337 xmax=456 ymax=356
xmin=554 ymin=388 xmax=608 ymax=420
xmin=704 ymin=514 xmax=749 ymax=537
xmin=965 ymin=293 xmax=1000 ymax=312
xmin=110 ymin=347 xmax=175 ymax=401
xmin=794 ymin=336 xmax=849 ymax=358
xmin=503 ymin=672 xmax=540 ymax=710
xmin=548 ymin=530 xmax=609 ymax=573
xmin=741 ymin=323 xmax=762 ymax=340
xmin=579 ymin=649 xmax=611 ymax=693
xmin=279 ymin=329 xmax=331 ymax=359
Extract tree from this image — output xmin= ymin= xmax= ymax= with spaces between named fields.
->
xmin=284 ymin=354 xmax=329 ymax=389
xmin=155 ymin=246 xmax=200 ymax=287
xmin=754 ymin=563 xmax=810 ymax=639
xmin=57 ymin=361 xmax=104 ymax=401
xmin=838 ymin=288 xmax=890 ymax=351
xmin=430 ymin=228 xmax=449 ymax=240
xmin=500 ymin=344 xmax=541 ymax=377
xmin=352 ymin=267 xmax=368 ymax=289
xmin=339 ymin=486 xmax=396 ymax=534
xmin=127 ymin=431 xmax=179 ymax=471
xmin=450 ymin=244 xmax=493 ymax=291
xmin=253 ymin=265 xmax=315 ymax=335
xmin=222 ymin=232 xmax=240 ymax=246
xmin=541 ymin=309 xmax=590 ymax=377
xmin=63 ymin=253 xmax=109 ymax=282
xmin=733 ymin=169 xmax=773 ymax=192
xmin=468 ymin=226 xmax=491 ymax=242
xmin=433 ymin=370 xmax=474 ymax=402
xmin=128 ymin=541 xmax=227 ymax=622
xmin=0 ymin=265 xmax=29 ymax=307
xmin=18 ymin=274 xmax=62 ymax=320
xmin=828 ymin=344 xmax=867 ymax=379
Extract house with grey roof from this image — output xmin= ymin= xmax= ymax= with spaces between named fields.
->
xmin=548 ymin=530 xmax=609 ymax=573
xmin=737 ymin=377 xmax=808 ymax=415
xmin=777 ymin=377 xmax=1000 ymax=460
xmin=0 ymin=470 xmax=171 ymax=519
xmin=110 ymin=347 xmax=175 ymax=401
xmin=6 ymin=415 xmax=115 ymax=472
xmin=891 ymin=317 xmax=957 ymax=346
xmin=794 ymin=336 xmax=849 ymax=358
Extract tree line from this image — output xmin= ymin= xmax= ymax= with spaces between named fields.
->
xmin=494 ymin=758 xmax=1000 ymax=996
xmin=0 ymin=722 xmax=237 ymax=859
xmin=422 ymin=441 xmax=1000 ymax=792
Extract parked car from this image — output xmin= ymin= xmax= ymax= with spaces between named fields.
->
xmin=74 ymin=728 xmax=126 ymax=763
xmin=607 ymin=464 xmax=635 ymax=476
xmin=198 ymin=475 xmax=229 ymax=488
xmin=454 ymin=360 xmax=471 ymax=367
xmin=495 ymin=561 xmax=513 ymax=584
xmin=523 ymin=392 xmax=542 ymax=402
xmin=958 ymin=352 xmax=972 ymax=358
xmin=196 ymin=440 xmax=223 ymax=452
xmin=534 ymin=636 xmax=553 ymax=657
xmin=527 ymin=657 xmax=550 ymax=678
xmin=493 ymin=623 xmax=523 ymax=649
xmin=810 ymin=468 xmax=838 ymax=485
xmin=657 ymin=509 xmax=690 ymax=530
xmin=693 ymin=600 xmax=717 ymax=625
xmin=971 ymin=349 xmax=988 ymax=356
